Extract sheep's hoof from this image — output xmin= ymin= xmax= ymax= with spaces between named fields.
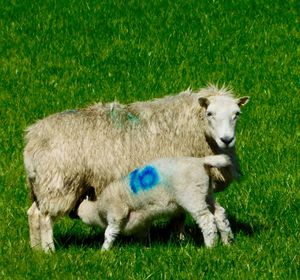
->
xmin=43 ymin=242 xmax=55 ymax=253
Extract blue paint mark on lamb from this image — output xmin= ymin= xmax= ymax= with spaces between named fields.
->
xmin=129 ymin=165 xmax=160 ymax=194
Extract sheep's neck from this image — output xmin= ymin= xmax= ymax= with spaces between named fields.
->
xmin=205 ymin=134 xmax=241 ymax=184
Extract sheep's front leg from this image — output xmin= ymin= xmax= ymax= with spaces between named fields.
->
xmin=102 ymin=217 xmax=121 ymax=251
xmin=214 ymin=202 xmax=234 ymax=245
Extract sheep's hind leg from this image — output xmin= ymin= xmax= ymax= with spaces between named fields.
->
xmin=27 ymin=202 xmax=42 ymax=250
xmin=214 ymin=202 xmax=234 ymax=245
xmin=40 ymin=213 xmax=55 ymax=252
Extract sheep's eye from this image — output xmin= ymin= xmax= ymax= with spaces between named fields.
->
xmin=206 ymin=111 xmax=213 ymax=117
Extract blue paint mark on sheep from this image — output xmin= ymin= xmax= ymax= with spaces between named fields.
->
xmin=129 ymin=165 xmax=160 ymax=194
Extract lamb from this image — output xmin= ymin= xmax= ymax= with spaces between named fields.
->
xmin=24 ymin=84 xmax=249 ymax=252
xmin=77 ymin=154 xmax=234 ymax=250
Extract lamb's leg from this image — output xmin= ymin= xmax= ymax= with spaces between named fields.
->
xmin=214 ymin=202 xmax=234 ymax=245
xmin=178 ymin=192 xmax=217 ymax=247
xmin=170 ymin=212 xmax=186 ymax=241
xmin=121 ymin=210 xmax=151 ymax=246
xmin=40 ymin=214 xmax=55 ymax=252
xmin=27 ymin=202 xmax=42 ymax=250
xmin=192 ymin=208 xmax=217 ymax=247
xmin=102 ymin=206 xmax=128 ymax=251
xmin=206 ymin=194 xmax=234 ymax=245
xmin=135 ymin=226 xmax=151 ymax=246
xmin=102 ymin=221 xmax=121 ymax=251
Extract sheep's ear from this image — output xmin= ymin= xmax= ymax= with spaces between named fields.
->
xmin=198 ymin=97 xmax=209 ymax=109
xmin=237 ymin=96 xmax=249 ymax=107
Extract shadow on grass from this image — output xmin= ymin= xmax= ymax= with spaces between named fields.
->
xmin=55 ymin=215 xmax=263 ymax=250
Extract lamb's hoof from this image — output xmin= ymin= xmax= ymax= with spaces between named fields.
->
xmin=101 ymin=245 xmax=111 ymax=252
xmin=221 ymin=232 xmax=234 ymax=245
xmin=179 ymin=233 xmax=185 ymax=241
xmin=223 ymin=237 xmax=234 ymax=246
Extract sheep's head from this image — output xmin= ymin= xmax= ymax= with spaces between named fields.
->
xmin=199 ymin=95 xmax=249 ymax=149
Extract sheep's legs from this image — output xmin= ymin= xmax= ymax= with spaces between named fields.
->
xmin=214 ymin=202 xmax=234 ymax=245
xmin=27 ymin=202 xmax=55 ymax=252
xmin=40 ymin=214 xmax=55 ymax=252
xmin=27 ymin=202 xmax=42 ymax=250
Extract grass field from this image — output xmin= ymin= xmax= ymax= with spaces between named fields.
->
xmin=0 ymin=0 xmax=299 ymax=279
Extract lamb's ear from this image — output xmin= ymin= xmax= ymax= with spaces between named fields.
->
xmin=237 ymin=96 xmax=249 ymax=107
xmin=198 ymin=97 xmax=209 ymax=109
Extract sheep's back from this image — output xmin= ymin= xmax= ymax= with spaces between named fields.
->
xmin=24 ymin=94 xmax=234 ymax=213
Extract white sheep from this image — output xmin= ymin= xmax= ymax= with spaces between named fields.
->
xmin=24 ymin=85 xmax=249 ymax=251
xmin=77 ymin=154 xmax=234 ymax=250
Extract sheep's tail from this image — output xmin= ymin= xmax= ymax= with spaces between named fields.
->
xmin=27 ymin=176 xmax=37 ymax=203
xmin=24 ymin=153 xmax=38 ymax=204
xmin=203 ymin=154 xmax=232 ymax=169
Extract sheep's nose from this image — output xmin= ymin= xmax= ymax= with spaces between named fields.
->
xmin=220 ymin=137 xmax=234 ymax=146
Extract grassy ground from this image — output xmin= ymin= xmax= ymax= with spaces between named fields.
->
xmin=0 ymin=0 xmax=299 ymax=279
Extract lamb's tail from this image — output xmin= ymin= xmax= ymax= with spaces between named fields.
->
xmin=203 ymin=154 xmax=232 ymax=169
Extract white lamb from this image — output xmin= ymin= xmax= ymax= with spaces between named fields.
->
xmin=77 ymin=154 xmax=234 ymax=250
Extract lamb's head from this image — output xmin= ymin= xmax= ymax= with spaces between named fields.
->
xmin=199 ymin=94 xmax=249 ymax=150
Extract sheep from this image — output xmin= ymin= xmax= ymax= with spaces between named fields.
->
xmin=24 ymin=84 xmax=249 ymax=252
xmin=77 ymin=154 xmax=234 ymax=250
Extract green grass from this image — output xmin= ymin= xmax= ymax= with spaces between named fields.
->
xmin=0 ymin=0 xmax=299 ymax=279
